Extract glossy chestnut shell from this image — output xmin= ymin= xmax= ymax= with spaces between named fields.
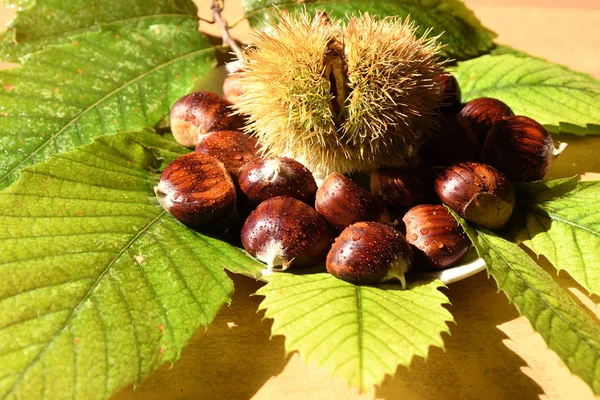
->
xmin=435 ymin=162 xmax=515 ymax=230
xmin=195 ymin=130 xmax=260 ymax=178
xmin=241 ymin=196 xmax=333 ymax=272
xmin=370 ymin=167 xmax=435 ymax=214
xmin=237 ymin=157 xmax=318 ymax=211
xmin=403 ymin=204 xmax=471 ymax=270
xmin=316 ymin=172 xmax=391 ymax=231
xmin=482 ymin=115 xmax=563 ymax=182
xmin=326 ymin=222 xmax=413 ymax=287
xmin=457 ymin=97 xmax=514 ymax=144
xmin=154 ymin=152 xmax=236 ymax=228
xmin=170 ymin=91 xmax=245 ymax=148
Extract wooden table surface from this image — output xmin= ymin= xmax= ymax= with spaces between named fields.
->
xmin=1 ymin=1 xmax=600 ymax=399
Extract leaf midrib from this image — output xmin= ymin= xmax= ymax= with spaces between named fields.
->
xmin=7 ymin=14 xmax=197 ymax=49
xmin=5 ymin=210 xmax=167 ymax=398
xmin=0 ymin=46 xmax=215 ymax=185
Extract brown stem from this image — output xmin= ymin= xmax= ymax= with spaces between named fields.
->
xmin=211 ymin=0 xmax=244 ymax=60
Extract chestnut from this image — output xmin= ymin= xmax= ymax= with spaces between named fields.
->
xmin=436 ymin=72 xmax=462 ymax=114
xmin=482 ymin=116 xmax=567 ymax=182
xmin=403 ymin=204 xmax=471 ymax=270
xmin=326 ymin=222 xmax=413 ymax=287
xmin=154 ymin=152 xmax=236 ymax=228
xmin=419 ymin=114 xmax=480 ymax=167
xmin=370 ymin=167 xmax=435 ymax=214
xmin=195 ymin=130 xmax=260 ymax=178
xmin=223 ymin=73 xmax=244 ymax=104
xmin=241 ymin=196 xmax=333 ymax=272
xmin=315 ymin=172 xmax=391 ymax=232
xmin=457 ymin=97 xmax=514 ymax=144
xmin=435 ymin=162 xmax=515 ymax=230
xmin=170 ymin=91 xmax=245 ymax=148
xmin=237 ymin=157 xmax=317 ymax=211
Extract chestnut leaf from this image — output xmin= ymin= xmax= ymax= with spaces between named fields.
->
xmin=0 ymin=0 xmax=199 ymax=62
xmin=0 ymin=133 xmax=262 ymax=399
xmin=455 ymin=53 xmax=600 ymax=135
xmin=455 ymin=214 xmax=600 ymax=395
xmin=0 ymin=17 xmax=216 ymax=190
xmin=510 ymin=177 xmax=600 ymax=297
xmin=256 ymin=273 xmax=453 ymax=392
xmin=242 ymin=0 xmax=496 ymax=60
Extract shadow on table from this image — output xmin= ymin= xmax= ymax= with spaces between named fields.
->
xmin=114 ymin=273 xmax=289 ymax=400
xmin=376 ymin=271 xmax=544 ymax=400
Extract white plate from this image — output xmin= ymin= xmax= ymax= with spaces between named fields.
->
xmin=423 ymin=248 xmax=486 ymax=284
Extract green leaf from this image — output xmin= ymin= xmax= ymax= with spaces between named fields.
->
xmin=0 ymin=0 xmax=199 ymax=62
xmin=256 ymin=273 xmax=453 ymax=392
xmin=456 ymin=216 xmax=600 ymax=395
xmin=0 ymin=18 xmax=216 ymax=190
xmin=242 ymin=0 xmax=496 ymax=60
xmin=126 ymin=128 xmax=189 ymax=165
xmin=0 ymin=133 xmax=262 ymax=399
xmin=509 ymin=178 xmax=600 ymax=297
xmin=454 ymin=54 xmax=600 ymax=134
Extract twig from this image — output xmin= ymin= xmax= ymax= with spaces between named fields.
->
xmin=211 ymin=0 xmax=244 ymax=60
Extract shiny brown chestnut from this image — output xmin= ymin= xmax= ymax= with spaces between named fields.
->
xmin=482 ymin=116 xmax=567 ymax=182
xmin=436 ymin=72 xmax=462 ymax=114
xmin=435 ymin=162 xmax=515 ymax=230
xmin=241 ymin=196 xmax=333 ymax=272
xmin=237 ymin=157 xmax=317 ymax=211
xmin=195 ymin=130 xmax=260 ymax=178
xmin=403 ymin=204 xmax=471 ymax=270
xmin=457 ymin=97 xmax=514 ymax=144
xmin=326 ymin=222 xmax=413 ymax=287
xmin=370 ymin=167 xmax=435 ymax=214
xmin=154 ymin=152 xmax=236 ymax=228
xmin=316 ymin=172 xmax=391 ymax=232
xmin=419 ymin=114 xmax=480 ymax=167
xmin=170 ymin=91 xmax=245 ymax=148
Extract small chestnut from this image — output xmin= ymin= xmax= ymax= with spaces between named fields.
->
xmin=170 ymin=91 xmax=245 ymax=148
xmin=419 ymin=114 xmax=480 ymax=167
xmin=195 ymin=130 xmax=260 ymax=178
xmin=241 ymin=196 xmax=333 ymax=272
xmin=237 ymin=157 xmax=317 ymax=211
xmin=457 ymin=97 xmax=514 ymax=144
xmin=435 ymin=162 xmax=515 ymax=230
xmin=315 ymin=172 xmax=391 ymax=232
xmin=482 ymin=115 xmax=567 ymax=182
xmin=154 ymin=152 xmax=236 ymax=228
xmin=326 ymin=222 xmax=413 ymax=287
xmin=370 ymin=167 xmax=435 ymax=214
xmin=403 ymin=204 xmax=471 ymax=270
xmin=223 ymin=73 xmax=244 ymax=104
xmin=436 ymin=72 xmax=462 ymax=114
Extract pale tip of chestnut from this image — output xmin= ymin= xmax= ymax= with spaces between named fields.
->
xmin=255 ymin=239 xmax=291 ymax=273
xmin=554 ymin=142 xmax=568 ymax=157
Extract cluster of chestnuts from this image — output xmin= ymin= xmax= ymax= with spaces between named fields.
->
xmin=154 ymin=70 xmax=565 ymax=288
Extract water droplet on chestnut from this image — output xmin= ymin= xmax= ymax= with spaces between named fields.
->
xmin=482 ymin=115 xmax=567 ymax=182
xmin=154 ymin=152 xmax=236 ymax=228
xmin=370 ymin=167 xmax=435 ymax=214
xmin=241 ymin=196 xmax=333 ymax=272
xmin=170 ymin=91 xmax=245 ymax=148
xmin=316 ymin=172 xmax=391 ymax=232
xmin=403 ymin=204 xmax=471 ymax=270
xmin=457 ymin=97 xmax=514 ymax=145
xmin=435 ymin=162 xmax=515 ymax=230
xmin=326 ymin=222 xmax=413 ymax=287
xmin=195 ymin=130 xmax=260 ymax=178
